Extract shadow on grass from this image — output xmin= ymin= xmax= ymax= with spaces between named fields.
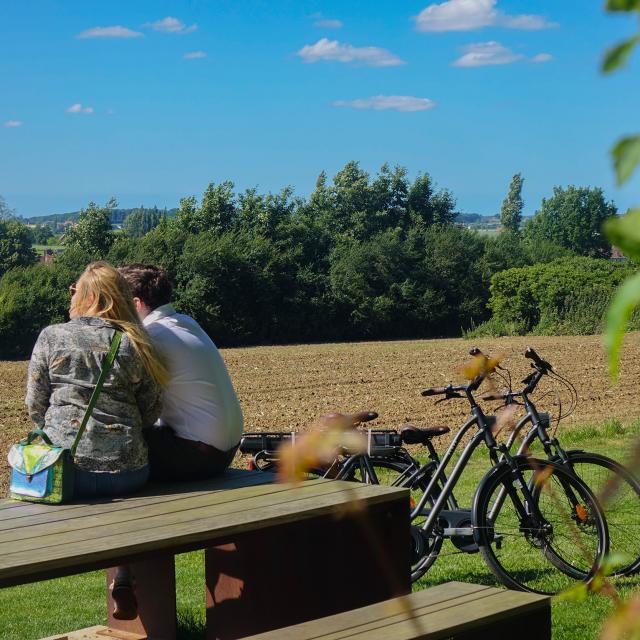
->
xmin=177 ymin=611 xmax=205 ymax=640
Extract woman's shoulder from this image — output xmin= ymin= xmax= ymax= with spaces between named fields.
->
xmin=38 ymin=319 xmax=128 ymax=352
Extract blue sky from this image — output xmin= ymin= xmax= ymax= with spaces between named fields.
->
xmin=1 ymin=0 xmax=638 ymax=217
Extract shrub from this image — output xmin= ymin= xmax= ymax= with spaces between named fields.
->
xmin=488 ymin=257 xmax=636 ymax=334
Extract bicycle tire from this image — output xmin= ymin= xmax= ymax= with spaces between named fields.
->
xmin=473 ymin=457 xmax=608 ymax=595
xmin=342 ymin=456 xmax=444 ymax=580
xmin=560 ymin=451 xmax=640 ymax=577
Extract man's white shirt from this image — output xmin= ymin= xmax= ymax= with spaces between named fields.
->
xmin=143 ymin=304 xmax=243 ymax=451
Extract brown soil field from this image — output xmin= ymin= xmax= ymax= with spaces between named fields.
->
xmin=1 ymin=333 xmax=639 ymax=495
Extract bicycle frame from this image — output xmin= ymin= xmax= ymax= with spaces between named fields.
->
xmin=411 ymin=392 xmax=545 ymax=541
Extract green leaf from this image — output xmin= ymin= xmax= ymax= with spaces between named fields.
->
xmin=602 ymin=552 xmax=634 ymax=575
xmin=612 ymin=135 xmax=640 ymax=186
xmin=606 ymin=0 xmax=640 ymax=10
xmin=557 ymin=582 xmax=589 ymax=602
xmin=604 ymin=271 xmax=640 ymax=380
xmin=602 ymin=36 xmax=640 ymax=73
xmin=604 ymin=209 xmax=640 ymax=261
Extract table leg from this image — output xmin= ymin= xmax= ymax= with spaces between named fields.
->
xmin=205 ymin=497 xmax=409 ymax=640
xmin=106 ymin=555 xmax=177 ymax=640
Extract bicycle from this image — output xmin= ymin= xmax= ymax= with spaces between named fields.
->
xmin=241 ymin=368 xmax=610 ymax=595
xmin=478 ymin=346 xmax=640 ymax=578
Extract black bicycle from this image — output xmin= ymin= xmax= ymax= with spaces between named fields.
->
xmin=479 ymin=346 xmax=640 ymax=578
xmin=241 ymin=368 xmax=610 ymax=595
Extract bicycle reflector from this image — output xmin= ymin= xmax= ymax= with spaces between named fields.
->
xmin=576 ymin=504 xmax=588 ymax=522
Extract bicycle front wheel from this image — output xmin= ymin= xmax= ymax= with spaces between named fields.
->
xmin=563 ymin=451 xmax=640 ymax=577
xmin=473 ymin=457 xmax=608 ymax=595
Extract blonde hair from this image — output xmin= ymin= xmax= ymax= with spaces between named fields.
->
xmin=72 ymin=261 xmax=170 ymax=387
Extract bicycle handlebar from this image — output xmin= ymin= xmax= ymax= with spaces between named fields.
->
xmin=421 ymin=386 xmax=451 ymax=396
xmin=482 ymin=393 xmax=507 ymax=401
xmin=524 ymin=346 xmax=552 ymax=371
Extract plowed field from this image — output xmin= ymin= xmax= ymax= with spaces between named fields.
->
xmin=2 ymin=333 xmax=639 ymax=494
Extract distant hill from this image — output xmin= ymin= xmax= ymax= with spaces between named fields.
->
xmin=454 ymin=212 xmax=500 ymax=224
xmin=26 ymin=207 xmax=178 ymax=227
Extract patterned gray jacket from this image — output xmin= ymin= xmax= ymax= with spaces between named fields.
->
xmin=25 ymin=317 xmax=162 ymax=472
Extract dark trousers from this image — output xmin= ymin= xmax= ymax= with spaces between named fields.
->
xmin=143 ymin=426 xmax=238 ymax=482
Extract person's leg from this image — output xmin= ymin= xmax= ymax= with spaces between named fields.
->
xmin=144 ymin=425 xmax=238 ymax=481
xmin=74 ymin=466 xmax=149 ymax=498
xmin=143 ymin=425 xmax=193 ymax=481
xmin=167 ymin=441 xmax=239 ymax=481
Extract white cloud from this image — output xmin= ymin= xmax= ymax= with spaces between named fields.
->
xmin=183 ymin=50 xmax=207 ymax=60
xmin=145 ymin=17 xmax=197 ymax=34
xmin=531 ymin=53 xmax=553 ymax=63
xmin=415 ymin=0 xmax=557 ymax=32
xmin=76 ymin=26 xmax=143 ymax=39
xmin=297 ymin=38 xmax=404 ymax=67
xmin=452 ymin=41 xmax=523 ymax=67
xmin=3 ymin=120 xmax=23 ymax=128
xmin=66 ymin=103 xmax=94 ymax=114
xmin=334 ymin=95 xmax=436 ymax=112
xmin=452 ymin=43 xmax=554 ymax=67
xmin=314 ymin=19 xmax=343 ymax=29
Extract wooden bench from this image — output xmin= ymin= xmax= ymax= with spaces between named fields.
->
xmin=240 ymin=581 xmax=551 ymax=640
xmin=0 ymin=470 xmax=410 ymax=640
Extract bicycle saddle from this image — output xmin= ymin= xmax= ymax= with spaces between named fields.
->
xmin=400 ymin=424 xmax=450 ymax=444
xmin=317 ymin=410 xmax=378 ymax=429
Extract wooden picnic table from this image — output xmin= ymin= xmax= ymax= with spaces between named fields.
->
xmin=0 ymin=470 xmax=410 ymax=640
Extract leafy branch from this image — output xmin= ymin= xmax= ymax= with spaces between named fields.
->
xmin=602 ymin=0 xmax=640 ymax=379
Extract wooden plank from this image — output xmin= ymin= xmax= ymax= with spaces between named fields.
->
xmin=0 ymin=482 xmax=406 ymax=585
xmin=0 ymin=479 xmax=348 ymax=554
xmin=205 ymin=496 xmax=411 ymax=639
xmin=0 ymin=476 xmax=341 ymax=543
xmin=1 ymin=481 xmax=401 ymax=561
xmin=240 ymin=582 xmax=550 ymax=640
xmin=39 ymin=626 xmax=146 ymax=640
xmin=0 ymin=469 xmax=272 ymax=526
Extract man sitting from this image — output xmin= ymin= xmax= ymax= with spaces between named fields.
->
xmin=119 ymin=264 xmax=243 ymax=480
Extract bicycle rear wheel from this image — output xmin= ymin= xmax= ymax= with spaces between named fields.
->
xmin=343 ymin=456 xmax=444 ymax=581
xmin=473 ymin=457 xmax=608 ymax=595
xmin=562 ymin=451 xmax=640 ymax=577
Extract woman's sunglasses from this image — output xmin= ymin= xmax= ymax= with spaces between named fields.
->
xmin=69 ymin=283 xmax=77 ymax=296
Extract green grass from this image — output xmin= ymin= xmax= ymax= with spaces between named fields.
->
xmin=1 ymin=421 xmax=639 ymax=639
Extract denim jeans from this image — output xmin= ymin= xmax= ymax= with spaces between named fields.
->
xmin=74 ymin=466 xmax=150 ymax=499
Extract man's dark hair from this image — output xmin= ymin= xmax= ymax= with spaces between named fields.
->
xmin=118 ymin=264 xmax=172 ymax=311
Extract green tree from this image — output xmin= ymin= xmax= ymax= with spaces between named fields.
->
xmin=122 ymin=206 xmax=164 ymax=238
xmin=407 ymin=174 xmax=456 ymax=227
xmin=32 ymin=224 xmax=54 ymax=245
xmin=0 ymin=263 xmax=69 ymax=357
xmin=500 ymin=173 xmax=524 ymax=233
xmin=176 ymin=182 xmax=236 ymax=234
xmin=62 ymin=199 xmax=116 ymax=257
xmin=0 ymin=219 xmax=37 ymax=277
xmin=523 ymin=186 xmax=616 ymax=258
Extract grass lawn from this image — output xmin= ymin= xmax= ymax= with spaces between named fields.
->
xmin=1 ymin=420 xmax=638 ymax=640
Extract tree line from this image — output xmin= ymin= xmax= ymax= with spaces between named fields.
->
xmin=0 ymin=162 xmax=628 ymax=357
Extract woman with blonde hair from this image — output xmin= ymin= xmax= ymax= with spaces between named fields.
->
xmin=26 ymin=261 xmax=168 ymax=498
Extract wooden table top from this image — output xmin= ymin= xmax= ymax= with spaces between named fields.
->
xmin=0 ymin=470 xmax=407 ymax=588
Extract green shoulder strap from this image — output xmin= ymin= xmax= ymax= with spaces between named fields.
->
xmin=70 ymin=330 xmax=122 ymax=457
